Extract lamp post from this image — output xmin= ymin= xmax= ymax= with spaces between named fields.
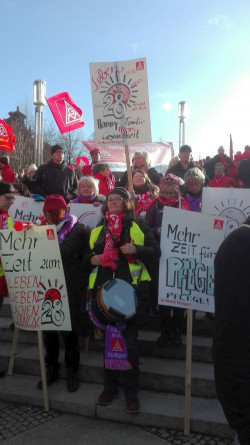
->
xmin=178 ymin=101 xmax=186 ymax=149
xmin=33 ymin=80 xmax=46 ymax=166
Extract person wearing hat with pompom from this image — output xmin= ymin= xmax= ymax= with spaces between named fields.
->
xmin=87 ymin=187 xmax=160 ymax=413
xmin=37 ymin=194 xmax=90 ymax=392
xmin=32 ymin=145 xmax=77 ymax=202
xmin=0 ymin=182 xmax=15 ymax=377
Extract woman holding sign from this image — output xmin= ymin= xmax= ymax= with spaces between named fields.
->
xmin=146 ymin=174 xmax=190 ymax=345
xmin=87 ymin=187 xmax=160 ymax=413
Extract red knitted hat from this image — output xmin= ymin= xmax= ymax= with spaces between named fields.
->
xmin=43 ymin=195 xmax=67 ymax=212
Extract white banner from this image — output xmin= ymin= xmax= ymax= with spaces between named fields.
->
xmin=89 ymin=57 xmax=151 ymax=145
xmin=201 ymin=187 xmax=250 ymax=237
xmin=70 ymin=203 xmax=102 ymax=228
xmin=158 ymin=207 xmax=226 ymax=313
xmin=0 ymin=226 xmax=71 ymax=331
xmin=8 ymin=196 xmax=43 ymax=223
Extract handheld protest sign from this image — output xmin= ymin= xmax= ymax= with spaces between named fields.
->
xmin=8 ymin=195 xmax=44 ymax=223
xmin=158 ymin=207 xmax=226 ymax=313
xmin=201 ymin=187 xmax=250 ymax=237
xmin=0 ymin=225 xmax=71 ymax=331
xmin=89 ymin=58 xmax=151 ymax=145
xmin=70 ymin=203 xmax=102 ymax=228
xmin=158 ymin=207 xmax=226 ymax=435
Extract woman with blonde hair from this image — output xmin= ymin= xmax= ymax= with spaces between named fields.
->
xmin=72 ymin=176 xmax=105 ymax=206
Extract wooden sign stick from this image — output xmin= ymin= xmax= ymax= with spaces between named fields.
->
xmin=184 ymin=308 xmax=193 ymax=435
xmin=37 ymin=330 xmax=49 ymax=412
xmin=8 ymin=327 xmax=19 ymax=375
xmin=124 ymin=144 xmax=134 ymax=198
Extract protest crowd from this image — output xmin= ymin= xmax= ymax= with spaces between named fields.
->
xmin=1 ymin=141 xmax=250 ymax=444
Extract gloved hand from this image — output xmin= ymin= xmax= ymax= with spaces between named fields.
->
xmin=33 ymin=194 xmax=45 ymax=201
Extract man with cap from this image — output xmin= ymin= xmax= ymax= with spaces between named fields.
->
xmin=0 ymin=182 xmax=15 ymax=377
xmin=37 ymin=194 xmax=90 ymax=392
xmin=33 ymin=145 xmax=77 ymax=202
xmin=167 ymin=145 xmax=196 ymax=180
xmin=0 ymin=156 xmax=16 ymax=183
xmin=82 ymin=147 xmax=101 ymax=176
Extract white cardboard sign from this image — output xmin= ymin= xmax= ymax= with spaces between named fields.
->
xmin=0 ymin=225 xmax=71 ymax=331
xmin=8 ymin=196 xmax=44 ymax=223
xmin=89 ymin=57 xmax=151 ymax=145
xmin=70 ymin=203 xmax=103 ymax=228
xmin=201 ymin=187 xmax=250 ymax=237
xmin=158 ymin=207 xmax=226 ymax=313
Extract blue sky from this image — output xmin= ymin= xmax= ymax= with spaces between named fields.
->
xmin=1 ymin=0 xmax=250 ymax=160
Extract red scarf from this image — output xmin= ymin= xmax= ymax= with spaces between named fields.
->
xmin=213 ymin=173 xmax=225 ymax=185
xmin=0 ymin=209 xmax=9 ymax=230
xmin=135 ymin=192 xmax=153 ymax=218
xmin=158 ymin=195 xmax=190 ymax=210
xmin=100 ymin=212 xmax=124 ymax=270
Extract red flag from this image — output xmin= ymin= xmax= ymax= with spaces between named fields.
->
xmin=46 ymin=92 xmax=84 ymax=134
xmin=0 ymin=119 xmax=16 ymax=152
xmin=76 ymin=156 xmax=89 ymax=167
xmin=230 ymin=134 xmax=233 ymax=160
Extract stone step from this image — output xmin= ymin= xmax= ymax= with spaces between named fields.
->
xmin=0 ymin=374 xmax=233 ymax=439
xmin=1 ymin=300 xmax=215 ymax=336
xmin=0 ymin=316 xmax=213 ymax=363
xmin=0 ymin=341 xmax=216 ymax=398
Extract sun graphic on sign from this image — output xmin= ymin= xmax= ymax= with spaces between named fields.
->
xmin=38 ymin=279 xmax=64 ymax=302
xmin=213 ymin=197 xmax=250 ymax=236
xmin=99 ymin=72 xmax=138 ymax=119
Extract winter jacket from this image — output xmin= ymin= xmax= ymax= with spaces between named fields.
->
xmin=60 ymin=222 xmax=91 ymax=335
xmin=213 ymin=218 xmax=250 ymax=444
xmin=119 ymin=167 xmax=161 ymax=187
xmin=166 ymin=161 xmax=196 ymax=180
xmin=0 ymin=165 xmax=16 ymax=183
xmin=33 ymin=160 xmax=77 ymax=201
xmin=93 ymin=172 xmax=115 ymax=196
xmin=86 ymin=212 xmax=161 ymax=323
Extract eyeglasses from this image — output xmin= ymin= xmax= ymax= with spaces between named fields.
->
xmin=107 ymin=197 xmax=123 ymax=203
xmin=4 ymin=195 xmax=15 ymax=201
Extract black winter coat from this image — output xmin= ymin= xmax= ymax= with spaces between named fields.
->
xmin=87 ymin=212 xmax=161 ymax=323
xmin=33 ymin=160 xmax=77 ymax=201
xmin=213 ymin=219 xmax=250 ymax=443
xmin=166 ymin=161 xmax=196 ymax=180
xmin=60 ymin=222 xmax=91 ymax=336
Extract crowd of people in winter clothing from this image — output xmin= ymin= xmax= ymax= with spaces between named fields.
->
xmin=1 ymin=141 xmax=250 ymax=441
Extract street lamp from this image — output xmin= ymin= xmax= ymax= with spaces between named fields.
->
xmin=33 ymin=80 xmax=46 ymax=166
xmin=178 ymin=101 xmax=186 ymax=149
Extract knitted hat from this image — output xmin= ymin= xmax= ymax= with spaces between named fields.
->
xmin=107 ymin=187 xmax=131 ymax=201
xmin=28 ymin=163 xmax=37 ymax=173
xmin=0 ymin=156 xmax=9 ymax=165
xmin=160 ymin=174 xmax=181 ymax=189
xmin=43 ymin=195 xmax=67 ymax=212
xmin=91 ymin=147 xmax=101 ymax=155
xmin=51 ymin=144 xmax=64 ymax=155
xmin=184 ymin=167 xmax=205 ymax=184
xmin=0 ymin=181 xmax=14 ymax=196
xmin=179 ymin=145 xmax=192 ymax=154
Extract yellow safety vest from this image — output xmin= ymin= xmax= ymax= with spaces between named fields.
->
xmin=89 ymin=221 xmax=151 ymax=289
xmin=0 ymin=217 xmax=13 ymax=277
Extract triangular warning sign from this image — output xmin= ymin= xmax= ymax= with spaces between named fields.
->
xmin=0 ymin=123 xmax=8 ymax=137
xmin=112 ymin=339 xmax=123 ymax=352
xmin=64 ymin=100 xmax=82 ymax=125
xmin=214 ymin=219 xmax=224 ymax=230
